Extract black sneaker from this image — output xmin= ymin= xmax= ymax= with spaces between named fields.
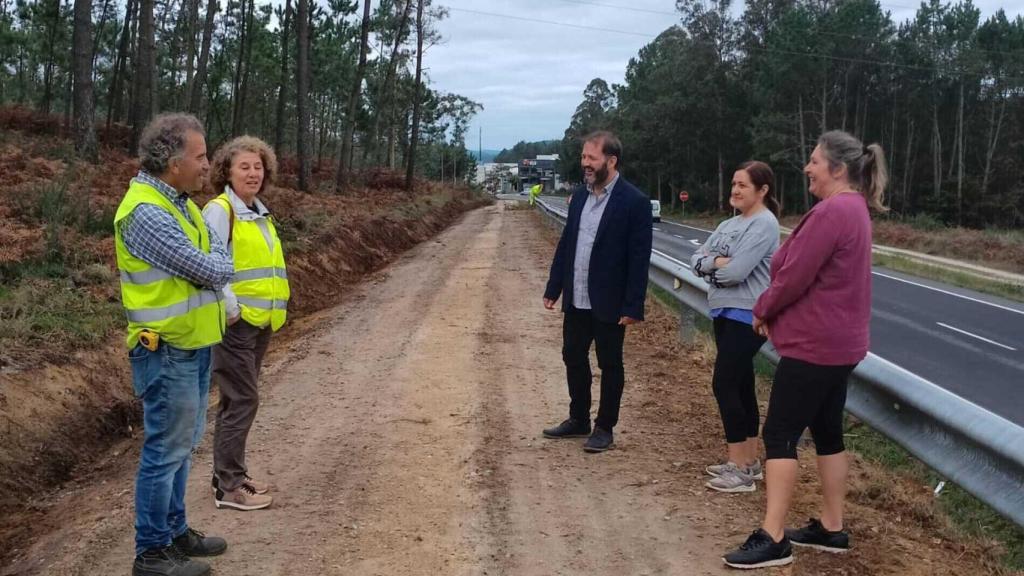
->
xmin=582 ymin=427 xmax=614 ymax=453
xmin=542 ymin=418 xmax=591 ymax=439
xmin=172 ymin=527 xmax=227 ymax=557
xmin=722 ymin=529 xmax=793 ymax=569
xmin=132 ymin=545 xmax=210 ymax=576
xmin=786 ymin=518 xmax=850 ymax=553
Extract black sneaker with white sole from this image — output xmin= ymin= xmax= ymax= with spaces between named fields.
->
xmin=722 ymin=529 xmax=793 ymax=569
xmin=785 ymin=518 xmax=850 ymax=553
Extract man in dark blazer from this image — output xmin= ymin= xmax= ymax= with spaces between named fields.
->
xmin=542 ymin=131 xmax=653 ymax=453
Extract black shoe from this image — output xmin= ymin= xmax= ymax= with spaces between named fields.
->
xmin=172 ymin=527 xmax=227 ymax=557
xmin=132 ymin=545 xmax=210 ymax=576
xmin=786 ymin=518 xmax=850 ymax=553
xmin=722 ymin=529 xmax=793 ymax=569
xmin=582 ymin=427 xmax=614 ymax=453
xmin=542 ymin=418 xmax=591 ymax=439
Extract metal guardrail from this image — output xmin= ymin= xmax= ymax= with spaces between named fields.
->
xmin=534 ymin=198 xmax=1024 ymax=527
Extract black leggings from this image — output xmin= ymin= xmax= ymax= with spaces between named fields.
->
xmin=762 ymin=357 xmax=856 ymax=460
xmin=712 ymin=317 xmax=766 ymax=444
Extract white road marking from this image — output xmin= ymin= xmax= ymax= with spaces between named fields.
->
xmin=653 ymin=227 xmax=662 ymax=232
xmin=689 ymin=239 xmax=702 ymax=246
xmin=652 ymin=249 xmax=691 ymax=269
xmin=672 ymin=234 xmax=685 ymax=239
xmin=935 ymin=322 xmax=1017 ymax=351
xmin=872 ymin=271 xmax=1024 ymax=316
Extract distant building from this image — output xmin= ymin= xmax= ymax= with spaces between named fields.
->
xmin=475 ymin=163 xmax=518 ymax=194
xmin=518 ymin=154 xmax=560 ymax=193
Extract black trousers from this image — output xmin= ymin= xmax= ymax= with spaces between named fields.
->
xmin=562 ymin=306 xmax=627 ymax=432
xmin=712 ymin=317 xmax=766 ymax=444
xmin=762 ymin=356 xmax=856 ymax=460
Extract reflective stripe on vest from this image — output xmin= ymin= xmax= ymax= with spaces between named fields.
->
xmin=208 ymin=194 xmax=290 ymax=332
xmin=125 ymin=290 xmax=222 ymax=322
xmin=232 ymin=267 xmax=288 ymax=282
xmin=235 ymin=296 xmax=290 ymax=310
xmin=114 ymin=180 xmax=225 ymax=350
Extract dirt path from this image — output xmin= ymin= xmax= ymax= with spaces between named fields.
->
xmin=2 ymin=202 xmax=1003 ymax=576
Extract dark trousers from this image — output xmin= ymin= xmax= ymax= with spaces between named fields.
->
xmin=562 ymin=306 xmax=627 ymax=432
xmin=762 ymin=357 xmax=856 ymax=460
xmin=212 ymin=320 xmax=272 ymax=491
xmin=712 ymin=317 xmax=766 ymax=444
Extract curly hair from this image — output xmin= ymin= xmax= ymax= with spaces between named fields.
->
xmin=209 ymin=135 xmax=278 ymax=195
xmin=138 ymin=113 xmax=205 ymax=175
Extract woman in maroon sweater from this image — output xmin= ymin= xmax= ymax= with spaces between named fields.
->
xmin=723 ymin=130 xmax=888 ymax=569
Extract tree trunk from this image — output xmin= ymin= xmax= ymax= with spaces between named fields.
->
xmin=107 ymin=0 xmax=135 ymax=127
xmin=931 ymin=104 xmax=941 ymax=200
xmin=798 ymin=94 xmax=809 ymax=211
xmin=902 ymin=117 xmax=914 ymax=214
xmin=188 ymin=0 xmax=217 ymax=114
xmin=404 ymin=0 xmax=424 ymax=191
xmin=956 ymin=81 xmax=964 ymax=226
xmin=368 ymin=0 xmax=412 ymax=165
xmin=90 ymin=0 xmax=112 ymax=72
xmin=716 ymin=148 xmax=723 ymax=212
xmin=337 ymin=0 xmax=373 ymax=192
xmin=131 ymin=0 xmax=156 ymax=149
xmin=295 ymin=0 xmax=312 ymax=191
xmin=182 ymin=0 xmax=199 ymax=107
xmin=72 ymin=0 xmax=97 ymax=160
xmin=40 ymin=0 xmax=62 ymax=114
xmin=273 ymin=0 xmax=291 ymax=153
xmin=981 ymin=89 xmax=1006 ymax=199
xmin=230 ymin=0 xmax=252 ymax=137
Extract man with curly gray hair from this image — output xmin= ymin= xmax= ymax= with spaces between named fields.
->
xmin=113 ymin=113 xmax=233 ymax=576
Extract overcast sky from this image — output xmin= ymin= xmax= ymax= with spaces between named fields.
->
xmin=423 ymin=0 xmax=1024 ymax=151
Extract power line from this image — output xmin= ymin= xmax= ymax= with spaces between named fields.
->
xmin=535 ymin=0 xmax=1024 ymax=58
xmin=443 ymin=5 xmax=1024 ymax=81
xmin=550 ymin=0 xmax=678 ymax=17
xmin=446 ymin=6 xmax=656 ymax=37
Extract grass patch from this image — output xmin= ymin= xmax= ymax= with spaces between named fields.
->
xmin=873 ymin=253 xmax=1024 ymax=303
xmin=845 ymin=420 xmax=1024 ymax=570
xmin=0 ymin=277 xmax=122 ymax=352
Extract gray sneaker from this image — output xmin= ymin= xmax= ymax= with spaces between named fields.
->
xmin=705 ymin=468 xmax=756 ymax=493
xmin=705 ymin=459 xmax=763 ymax=480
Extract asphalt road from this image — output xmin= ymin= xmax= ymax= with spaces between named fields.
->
xmin=536 ymin=195 xmax=1024 ymax=426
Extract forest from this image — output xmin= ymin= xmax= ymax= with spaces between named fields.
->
xmin=0 ymin=0 xmax=482 ymax=191
xmin=560 ymin=0 xmax=1024 ymax=228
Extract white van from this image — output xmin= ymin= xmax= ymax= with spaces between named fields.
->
xmin=650 ymin=200 xmax=661 ymax=223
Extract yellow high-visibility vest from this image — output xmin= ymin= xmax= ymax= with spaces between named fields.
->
xmin=114 ymin=180 xmax=225 ymax=350
xmin=208 ymin=193 xmax=289 ymax=331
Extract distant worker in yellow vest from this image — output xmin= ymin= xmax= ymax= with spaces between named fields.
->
xmin=203 ymin=136 xmax=289 ymax=513
xmin=529 ymin=182 xmax=543 ymax=205
xmin=115 ymin=113 xmax=233 ymax=576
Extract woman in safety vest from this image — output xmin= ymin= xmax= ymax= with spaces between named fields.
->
xmin=203 ymin=136 xmax=289 ymax=511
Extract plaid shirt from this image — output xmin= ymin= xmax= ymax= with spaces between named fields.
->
xmin=119 ymin=172 xmax=234 ymax=290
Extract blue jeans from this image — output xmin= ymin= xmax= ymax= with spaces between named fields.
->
xmin=130 ymin=343 xmax=211 ymax=555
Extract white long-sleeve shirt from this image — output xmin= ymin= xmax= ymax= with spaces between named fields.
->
xmin=201 ymin=186 xmax=275 ymax=321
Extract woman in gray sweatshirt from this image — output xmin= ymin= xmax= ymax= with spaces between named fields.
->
xmin=690 ymin=161 xmax=780 ymax=493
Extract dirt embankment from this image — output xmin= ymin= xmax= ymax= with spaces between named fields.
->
xmin=1 ymin=202 xmax=1008 ymax=576
xmin=0 ymin=107 xmax=490 ymax=545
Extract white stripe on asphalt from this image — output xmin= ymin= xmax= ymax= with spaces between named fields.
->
xmin=935 ymin=322 xmax=1017 ymax=351
xmin=689 ymin=239 xmax=702 ymax=246
xmin=663 ymin=221 xmax=714 ymax=234
xmin=652 ymin=249 xmax=690 ymax=269
xmin=653 ymin=227 xmax=662 ymax=232
xmin=872 ymin=271 xmax=1024 ymax=316
xmin=672 ymin=234 xmax=685 ymax=239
